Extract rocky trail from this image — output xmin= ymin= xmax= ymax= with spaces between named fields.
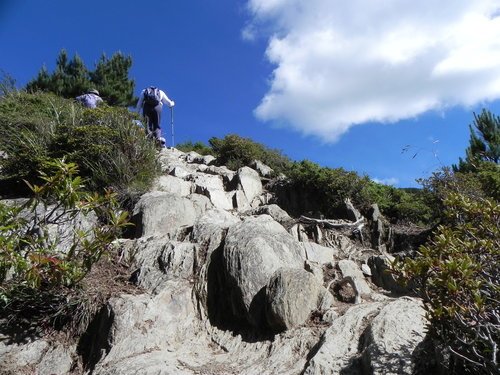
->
xmin=0 ymin=148 xmax=430 ymax=375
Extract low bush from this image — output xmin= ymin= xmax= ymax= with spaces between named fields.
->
xmin=175 ymin=140 xmax=213 ymax=156
xmin=208 ymin=134 xmax=293 ymax=175
xmin=395 ymin=193 xmax=499 ymax=374
xmin=0 ymin=159 xmax=131 ymax=334
xmin=0 ymin=91 xmax=159 ymax=202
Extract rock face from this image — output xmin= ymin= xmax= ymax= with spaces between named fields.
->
xmin=222 ymin=215 xmax=304 ymax=327
xmin=1 ymin=148 xmax=429 ymax=375
xmin=265 ymin=268 xmax=334 ymax=331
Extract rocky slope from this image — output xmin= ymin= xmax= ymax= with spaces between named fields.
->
xmin=0 ymin=148 xmax=430 ymax=375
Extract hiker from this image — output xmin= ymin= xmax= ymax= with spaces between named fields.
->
xmin=75 ymin=89 xmax=103 ymax=108
xmin=136 ymin=86 xmax=175 ymax=147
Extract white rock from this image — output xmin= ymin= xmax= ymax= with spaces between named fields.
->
xmin=338 ymin=259 xmax=372 ymax=296
xmin=132 ymin=192 xmax=197 ymax=238
xmin=236 ymin=166 xmax=263 ymax=203
xmin=153 ymin=175 xmax=193 ymax=197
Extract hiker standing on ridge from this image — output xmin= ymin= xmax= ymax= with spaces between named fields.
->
xmin=136 ymin=86 xmax=175 ymax=147
xmin=75 ymin=89 xmax=103 ymax=108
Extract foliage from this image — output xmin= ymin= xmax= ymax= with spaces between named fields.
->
xmin=89 ymin=52 xmax=136 ymax=107
xmin=209 ymin=134 xmax=293 ymax=175
xmin=0 ymin=69 xmax=16 ymax=97
xmin=285 ymin=159 xmax=371 ymax=217
xmin=0 ymin=159 xmax=130 ymax=292
xmin=26 ymin=49 xmax=137 ymax=107
xmin=175 ymin=140 xmax=213 ymax=156
xmin=0 ymin=91 xmax=159 ymax=202
xmin=455 ymin=109 xmax=500 ymax=172
xmin=364 ymin=182 xmax=435 ymax=225
xmin=395 ymin=193 xmax=499 ymax=374
xmin=419 ymin=163 xmax=500 ymax=223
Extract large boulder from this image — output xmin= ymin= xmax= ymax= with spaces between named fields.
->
xmin=132 ymin=192 xmax=197 ymax=238
xmin=152 ymin=175 xmax=192 ymax=197
xmin=337 ymin=259 xmax=372 ymax=296
xmin=362 ymin=297 xmax=427 ymax=375
xmin=88 ymin=282 xmax=200 ymax=375
xmin=0 ymin=340 xmax=75 ymax=375
xmin=222 ymin=215 xmax=305 ymax=327
xmin=302 ymin=242 xmax=338 ymax=264
xmin=243 ymin=204 xmax=292 ymax=225
xmin=265 ymin=268 xmax=333 ymax=331
xmin=303 ymin=302 xmax=384 ymax=374
xmin=235 ymin=166 xmax=263 ymax=204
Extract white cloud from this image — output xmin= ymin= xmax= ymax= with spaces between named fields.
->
xmin=372 ymin=177 xmax=399 ymax=186
xmin=246 ymin=0 xmax=500 ymax=141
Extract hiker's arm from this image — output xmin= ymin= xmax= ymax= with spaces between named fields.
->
xmin=160 ymin=91 xmax=175 ymax=107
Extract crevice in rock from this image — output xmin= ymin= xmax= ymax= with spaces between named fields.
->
xmin=77 ymin=304 xmax=114 ymax=373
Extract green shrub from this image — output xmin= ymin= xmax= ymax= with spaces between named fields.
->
xmin=0 ymin=91 xmax=159 ymax=202
xmin=364 ymin=182 xmax=435 ymax=225
xmin=0 ymin=159 xmax=131 ymax=335
xmin=284 ymin=160 xmax=371 ymax=217
xmin=0 ymin=159 xmax=130 ymax=290
xmin=395 ymin=193 xmax=499 ymax=374
xmin=209 ymin=134 xmax=293 ymax=175
xmin=176 ymin=140 xmax=213 ymax=156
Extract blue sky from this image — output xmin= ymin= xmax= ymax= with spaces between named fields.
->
xmin=2 ymin=0 xmax=500 ymax=187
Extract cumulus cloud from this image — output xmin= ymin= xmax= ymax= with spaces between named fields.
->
xmin=372 ymin=177 xmax=399 ymax=186
xmin=246 ymin=0 xmax=500 ymax=141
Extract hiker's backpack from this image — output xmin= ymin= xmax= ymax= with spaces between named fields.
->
xmin=143 ymin=87 xmax=161 ymax=106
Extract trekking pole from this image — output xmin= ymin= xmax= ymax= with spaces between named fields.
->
xmin=170 ymin=106 xmax=175 ymax=148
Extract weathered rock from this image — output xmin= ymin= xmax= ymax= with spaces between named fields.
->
xmin=204 ymin=189 xmax=233 ymax=210
xmin=337 ymin=259 xmax=372 ymax=296
xmin=191 ymin=174 xmax=225 ymax=193
xmin=157 ymin=148 xmax=188 ymax=173
xmin=203 ymin=165 xmax=236 ymax=185
xmin=250 ymin=160 xmax=274 ymax=178
xmin=132 ymin=192 xmax=197 ymax=238
xmin=304 ymin=302 xmax=384 ymax=374
xmin=188 ymin=193 xmax=213 ymax=216
xmin=362 ymin=297 xmax=427 ymax=375
xmin=361 ymin=262 xmax=372 ymax=276
xmin=244 ymin=204 xmax=292 ymax=225
xmin=289 ymin=223 xmax=309 ymax=242
xmin=265 ymin=268 xmax=327 ymax=331
xmin=345 ymin=197 xmax=362 ymax=222
xmin=152 ymin=175 xmax=192 ymax=197
xmin=368 ymin=254 xmax=409 ymax=293
xmin=192 ymin=209 xmax=240 ymax=317
xmin=89 ymin=282 xmax=200 ymax=375
xmin=184 ymin=150 xmax=202 ymax=163
xmin=235 ymin=166 xmax=263 ymax=204
xmin=303 ymin=242 xmax=338 ymax=264
xmin=230 ymin=190 xmax=251 ymax=211
xmin=222 ymin=215 xmax=305 ymax=326
xmin=169 ymin=165 xmax=191 ymax=178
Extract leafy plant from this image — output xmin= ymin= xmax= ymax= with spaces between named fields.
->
xmin=175 ymin=140 xmax=214 ymax=156
xmin=0 ymin=159 xmax=130 ymax=291
xmin=209 ymin=134 xmax=292 ymax=174
xmin=395 ymin=193 xmax=499 ymax=374
xmin=0 ymin=91 xmax=159 ymax=202
xmin=26 ymin=49 xmax=137 ymax=107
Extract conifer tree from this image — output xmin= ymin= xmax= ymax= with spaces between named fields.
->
xmin=455 ymin=109 xmax=500 ymax=172
xmin=90 ymin=52 xmax=136 ymax=106
xmin=26 ymin=49 xmax=136 ymax=107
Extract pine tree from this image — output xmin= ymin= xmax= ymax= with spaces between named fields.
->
xmin=90 ymin=52 xmax=136 ymax=107
xmin=26 ymin=49 xmax=136 ymax=107
xmin=455 ymin=109 xmax=500 ymax=172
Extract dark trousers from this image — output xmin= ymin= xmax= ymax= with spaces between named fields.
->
xmin=143 ymin=103 xmax=163 ymax=140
